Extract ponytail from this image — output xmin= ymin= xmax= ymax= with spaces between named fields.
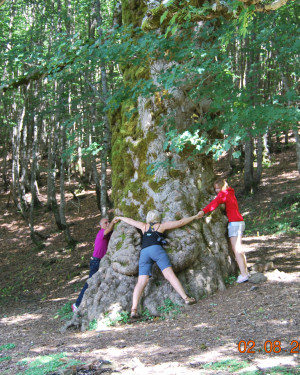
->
xmin=214 ymin=178 xmax=228 ymax=190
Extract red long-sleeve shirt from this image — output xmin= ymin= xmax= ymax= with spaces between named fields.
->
xmin=202 ymin=187 xmax=243 ymax=222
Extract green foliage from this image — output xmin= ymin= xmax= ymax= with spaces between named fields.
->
xmin=157 ymin=298 xmax=181 ymax=320
xmin=53 ymin=302 xmax=73 ymax=321
xmin=0 ymin=343 xmax=15 ymax=351
xmin=141 ymin=308 xmax=154 ymax=321
xmin=203 ymin=359 xmax=249 ymax=372
xmin=0 ymin=285 xmax=16 ymax=298
xmin=0 ymin=0 xmax=298 ymax=201
xmin=224 ymin=275 xmax=237 ymax=285
xmin=16 ymin=353 xmax=82 ymax=375
xmin=88 ymin=318 xmax=98 ymax=330
xmin=0 ymin=356 xmax=12 ymax=363
xmin=103 ymin=311 xmax=130 ymax=326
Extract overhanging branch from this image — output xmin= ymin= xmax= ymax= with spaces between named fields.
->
xmin=142 ymin=0 xmax=291 ymax=30
xmin=0 ymin=65 xmax=65 ymax=94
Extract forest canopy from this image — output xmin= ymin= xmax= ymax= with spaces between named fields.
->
xmin=0 ymin=0 xmax=299 ymax=242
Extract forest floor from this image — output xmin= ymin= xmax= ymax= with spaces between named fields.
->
xmin=0 ymin=143 xmax=299 ymax=375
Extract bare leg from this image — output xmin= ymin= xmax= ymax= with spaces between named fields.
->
xmin=230 ymin=235 xmax=248 ymax=277
xmin=162 ymin=267 xmax=188 ymax=300
xmin=131 ymin=275 xmax=149 ymax=311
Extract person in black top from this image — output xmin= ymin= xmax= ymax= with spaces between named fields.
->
xmin=116 ymin=210 xmax=200 ymax=318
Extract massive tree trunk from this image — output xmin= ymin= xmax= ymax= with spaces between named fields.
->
xmin=65 ymin=1 xmax=237 ymax=331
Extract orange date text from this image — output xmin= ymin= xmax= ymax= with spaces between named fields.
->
xmin=238 ymin=340 xmax=300 ymax=354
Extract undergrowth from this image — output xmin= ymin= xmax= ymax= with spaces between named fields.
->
xmin=245 ymin=193 xmax=300 ymax=236
xmin=16 ymin=353 xmax=82 ymax=375
xmin=54 ymin=302 xmax=73 ymax=321
xmin=157 ymin=298 xmax=181 ymax=320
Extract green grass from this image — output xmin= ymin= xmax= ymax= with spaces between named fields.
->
xmin=203 ymin=359 xmax=249 ymax=372
xmin=88 ymin=318 xmax=98 ymax=330
xmin=0 ymin=343 xmax=15 ymax=351
xmin=0 ymin=356 xmax=12 ymax=362
xmin=157 ymin=298 xmax=181 ymax=320
xmin=0 ymin=285 xmax=16 ymax=298
xmin=53 ymin=302 xmax=73 ymax=321
xmin=16 ymin=353 xmax=82 ymax=375
xmin=102 ymin=311 xmax=131 ymax=327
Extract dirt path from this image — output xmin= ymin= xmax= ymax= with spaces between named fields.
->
xmin=0 ymin=146 xmax=299 ymax=375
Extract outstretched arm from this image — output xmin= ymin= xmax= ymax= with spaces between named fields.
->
xmin=197 ymin=210 xmax=205 ymax=218
xmin=159 ymin=214 xmax=199 ymax=232
xmin=116 ymin=216 xmax=145 ymax=232
xmin=104 ymin=217 xmax=119 ymax=235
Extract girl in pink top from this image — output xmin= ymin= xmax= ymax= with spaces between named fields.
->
xmin=198 ymin=178 xmax=249 ymax=283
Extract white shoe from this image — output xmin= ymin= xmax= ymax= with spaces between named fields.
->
xmin=237 ymin=275 xmax=248 ymax=283
xmin=71 ymin=303 xmax=78 ymax=312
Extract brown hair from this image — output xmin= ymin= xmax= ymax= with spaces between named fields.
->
xmin=214 ymin=178 xmax=228 ymax=190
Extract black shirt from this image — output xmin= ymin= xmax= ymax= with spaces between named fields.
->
xmin=141 ymin=224 xmax=167 ymax=249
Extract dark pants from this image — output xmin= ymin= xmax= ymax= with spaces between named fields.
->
xmin=75 ymin=257 xmax=100 ymax=307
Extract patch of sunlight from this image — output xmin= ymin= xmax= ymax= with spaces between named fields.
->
xmin=256 ymin=355 xmax=298 ymax=369
xmin=68 ymin=273 xmax=88 ymax=285
xmin=33 ymin=224 xmax=47 ymax=231
xmin=193 ymin=322 xmax=210 ymax=329
xmin=266 ymin=270 xmax=300 ymax=283
xmin=1 ymin=312 xmax=43 ymax=326
xmin=1 ymin=221 xmax=26 ymax=232
xmin=190 ymin=344 xmax=237 ymax=363
xmin=47 ymin=296 xmax=71 ymax=302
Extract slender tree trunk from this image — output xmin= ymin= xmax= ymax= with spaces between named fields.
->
xmin=294 ymin=127 xmax=300 ymax=174
xmin=12 ymin=89 xmax=29 ymax=216
xmin=254 ymin=136 xmax=263 ymax=190
xmin=29 ymin=107 xmax=43 ymax=246
xmin=1 ymin=124 xmax=10 ymax=192
xmin=244 ymin=135 xmax=254 ymax=194
xmin=20 ymin=93 xmax=29 ymax=191
xmin=279 ymin=66 xmax=299 ymax=172
xmin=90 ymin=122 xmax=101 ymax=211
xmin=263 ymin=131 xmax=270 ymax=163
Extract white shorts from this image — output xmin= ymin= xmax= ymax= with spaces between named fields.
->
xmin=228 ymin=221 xmax=245 ymax=237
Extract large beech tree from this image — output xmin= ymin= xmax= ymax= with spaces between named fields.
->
xmin=64 ymin=0 xmax=293 ymax=330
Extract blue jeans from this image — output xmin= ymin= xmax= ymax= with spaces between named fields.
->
xmin=75 ymin=257 xmax=100 ymax=307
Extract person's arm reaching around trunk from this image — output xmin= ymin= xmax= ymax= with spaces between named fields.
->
xmin=104 ymin=217 xmax=119 ymax=236
xmin=115 ymin=216 xmax=145 ymax=232
xmin=159 ymin=214 xmax=199 ymax=233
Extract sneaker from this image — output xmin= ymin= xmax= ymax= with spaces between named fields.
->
xmin=71 ymin=303 xmax=78 ymax=312
xmin=184 ymin=296 xmax=196 ymax=305
xmin=237 ymin=275 xmax=248 ymax=283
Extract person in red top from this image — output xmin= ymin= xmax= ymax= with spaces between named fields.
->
xmin=72 ymin=217 xmax=119 ymax=311
xmin=198 ymin=178 xmax=249 ymax=283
